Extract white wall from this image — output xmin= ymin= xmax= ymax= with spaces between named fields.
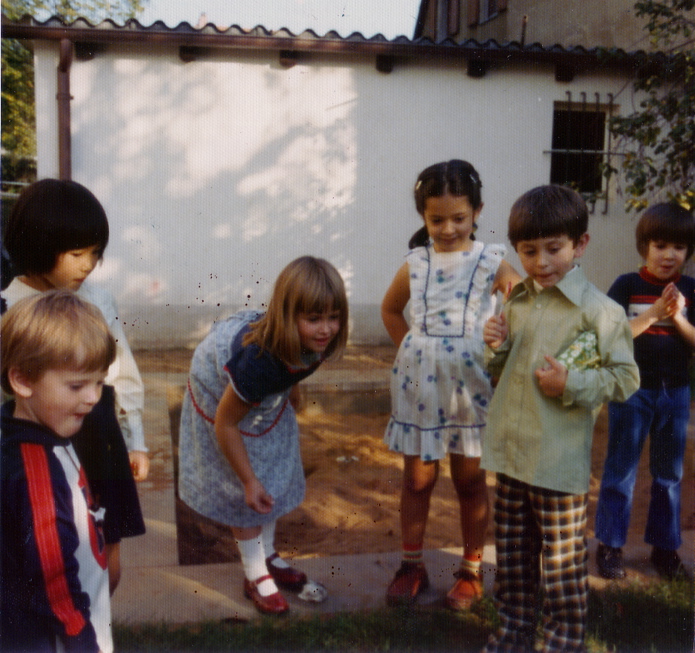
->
xmin=34 ymin=41 xmax=641 ymax=348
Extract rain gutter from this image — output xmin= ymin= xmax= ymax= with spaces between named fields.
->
xmin=57 ymin=38 xmax=73 ymax=180
xmin=2 ymin=16 xmax=648 ymax=79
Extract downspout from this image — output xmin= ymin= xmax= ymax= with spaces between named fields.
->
xmin=57 ymin=39 xmax=73 ymax=181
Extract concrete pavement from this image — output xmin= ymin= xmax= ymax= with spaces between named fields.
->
xmin=111 ymin=365 xmax=694 ymax=625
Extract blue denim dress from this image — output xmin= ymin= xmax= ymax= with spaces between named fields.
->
xmin=179 ymin=310 xmax=319 ymax=528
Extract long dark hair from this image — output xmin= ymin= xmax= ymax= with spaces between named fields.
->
xmin=409 ymin=160 xmax=482 ymax=248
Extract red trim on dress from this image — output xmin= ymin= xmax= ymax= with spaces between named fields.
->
xmin=187 ymin=378 xmax=290 ymax=437
xmin=22 ymin=443 xmax=87 ymax=637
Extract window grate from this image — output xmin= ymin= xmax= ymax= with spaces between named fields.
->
xmin=545 ymin=92 xmax=616 ymax=214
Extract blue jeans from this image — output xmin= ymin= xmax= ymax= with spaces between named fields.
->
xmin=595 ymin=385 xmax=689 ymax=551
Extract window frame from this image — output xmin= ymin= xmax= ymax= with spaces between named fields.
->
xmin=468 ymin=0 xmax=507 ymax=27
xmin=545 ymin=93 xmax=616 ymax=213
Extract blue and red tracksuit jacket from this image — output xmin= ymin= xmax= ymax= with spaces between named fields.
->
xmin=1 ymin=402 xmax=108 ymax=653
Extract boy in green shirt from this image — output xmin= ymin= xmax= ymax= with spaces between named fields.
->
xmin=482 ymin=185 xmax=639 ymax=652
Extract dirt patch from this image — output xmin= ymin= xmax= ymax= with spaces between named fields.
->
xmin=136 ymin=347 xmax=695 ymax=562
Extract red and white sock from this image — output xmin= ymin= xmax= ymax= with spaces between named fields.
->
xmin=402 ymin=543 xmax=424 ymax=565
xmin=460 ymin=554 xmax=482 ymax=576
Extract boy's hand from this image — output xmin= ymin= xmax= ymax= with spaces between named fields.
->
xmin=535 ymin=355 xmax=568 ymax=397
xmin=651 ymin=282 xmax=683 ymax=320
xmin=663 ymin=282 xmax=685 ymax=318
xmin=484 ymin=314 xmax=508 ymax=349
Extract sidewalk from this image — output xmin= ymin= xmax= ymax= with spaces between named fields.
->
xmin=111 ymin=362 xmax=695 ymax=625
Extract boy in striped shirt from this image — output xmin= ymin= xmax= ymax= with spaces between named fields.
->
xmin=595 ymin=203 xmax=695 ymax=581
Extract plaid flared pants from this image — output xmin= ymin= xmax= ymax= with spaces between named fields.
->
xmin=484 ymin=474 xmax=588 ymax=653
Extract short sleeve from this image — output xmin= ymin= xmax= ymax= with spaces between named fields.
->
xmin=224 ymin=338 xmax=287 ymax=405
xmin=480 ymin=243 xmax=507 ymax=273
xmin=472 ymin=243 xmax=507 ymax=293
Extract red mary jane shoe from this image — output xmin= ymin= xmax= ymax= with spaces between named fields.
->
xmin=243 ymin=575 xmax=289 ymax=615
xmin=266 ymin=553 xmax=308 ymax=591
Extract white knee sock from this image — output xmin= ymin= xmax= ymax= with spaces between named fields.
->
xmin=262 ymin=520 xmax=289 ymax=569
xmin=237 ymin=536 xmax=278 ymax=596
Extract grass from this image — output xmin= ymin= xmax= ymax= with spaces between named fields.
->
xmin=586 ymin=578 xmax=694 ymax=652
xmin=114 ymin=580 xmax=693 ymax=652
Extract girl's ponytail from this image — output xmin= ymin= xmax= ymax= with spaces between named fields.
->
xmin=408 ymin=225 xmax=430 ymax=249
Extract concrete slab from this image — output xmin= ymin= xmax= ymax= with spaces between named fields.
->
xmin=112 ymin=546 xmax=496 ymax=624
xmin=111 ymin=368 xmax=695 ymax=626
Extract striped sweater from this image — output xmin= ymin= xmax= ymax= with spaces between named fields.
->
xmin=607 ymin=267 xmax=695 ymax=389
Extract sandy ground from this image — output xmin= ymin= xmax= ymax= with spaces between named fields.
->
xmin=136 ymin=346 xmax=695 ymax=563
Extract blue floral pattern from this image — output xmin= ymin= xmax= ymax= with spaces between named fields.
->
xmin=384 ymin=241 xmax=506 ymax=460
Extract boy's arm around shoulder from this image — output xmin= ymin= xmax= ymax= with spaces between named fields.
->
xmin=562 ymin=295 xmax=640 ymax=408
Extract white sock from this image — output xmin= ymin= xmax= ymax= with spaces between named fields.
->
xmin=237 ymin=536 xmax=278 ymax=597
xmin=262 ymin=521 xmax=289 ymax=569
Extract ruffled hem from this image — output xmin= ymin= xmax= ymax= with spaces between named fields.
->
xmin=384 ymin=418 xmax=483 ymax=460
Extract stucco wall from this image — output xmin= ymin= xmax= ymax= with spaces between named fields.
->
xmin=34 ymin=41 xmax=641 ymax=348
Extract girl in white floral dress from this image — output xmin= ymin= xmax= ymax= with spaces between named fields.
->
xmin=382 ymin=160 xmax=520 ymax=610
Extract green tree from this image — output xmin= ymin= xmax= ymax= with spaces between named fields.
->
xmin=4 ymin=0 xmax=147 ymax=22
xmin=1 ymin=0 xmax=148 ymax=186
xmin=609 ymin=0 xmax=695 ymax=211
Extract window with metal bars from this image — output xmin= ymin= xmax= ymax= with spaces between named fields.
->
xmin=548 ymin=94 xmax=615 ymax=208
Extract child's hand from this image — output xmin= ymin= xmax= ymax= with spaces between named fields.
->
xmin=129 ymin=450 xmax=150 ymax=482
xmin=244 ymin=477 xmax=275 ymax=514
xmin=663 ymin=282 xmax=685 ymax=318
xmin=535 ymin=355 xmax=568 ymax=397
xmin=484 ymin=314 xmax=508 ymax=349
xmin=651 ymin=282 xmax=682 ymax=320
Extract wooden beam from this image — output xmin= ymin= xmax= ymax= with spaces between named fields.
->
xmin=376 ymin=55 xmax=394 ymax=73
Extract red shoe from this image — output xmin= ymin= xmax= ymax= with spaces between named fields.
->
xmin=243 ymin=575 xmax=289 ymax=614
xmin=445 ymin=568 xmax=483 ymax=611
xmin=266 ymin=553 xmax=308 ymax=591
xmin=386 ymin=562 xmax=429 ymax=606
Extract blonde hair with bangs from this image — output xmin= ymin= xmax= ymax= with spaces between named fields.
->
xmin=1 ymin=289 xmax=116 ymax=395
xmin=243 ymin=256 xmax=348 ymax=366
